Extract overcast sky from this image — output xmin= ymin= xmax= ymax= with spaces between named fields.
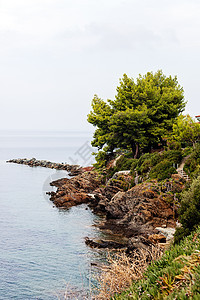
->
xmin=0 ymin=0 xmax=200 ymax=131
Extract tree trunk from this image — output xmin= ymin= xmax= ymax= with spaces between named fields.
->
xmin=134 ymin=143 xmax=139 ymax=159
xmin=130 ymin=141 xmax=139 ymax=159
xmin=130 ymin=141 xmax=136 ymax=158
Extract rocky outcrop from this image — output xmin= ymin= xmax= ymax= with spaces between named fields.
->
xmin=85 ymin=237 xmax=127 ymax=249
xmin=48 ymin=171 xmax=102 ymax=209
xmin=87 ymin=175 xmax=185 ymax=250
xmin=8 ymin=156 xmax=185 ymax=253
xmin=6 ymin=158 xmax=87 ymax=176
xmin=47 ymin=170 xmax=185 ymax=251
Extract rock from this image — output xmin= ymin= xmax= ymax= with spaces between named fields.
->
xmin=126 ymin=236 xmax=155 ymax=256
xmin=6 ymin=157 xmax=84 ymax=175
xmin=49 ymin=171 xmax=103 ymax=208
xmin=112 ymin=170 xmax=131 ymax=179
xmin=9 ymin=156 xmax=185 ymax=252
xmin=155 ymin=227 xmax=176 ymax=241
xmin=104 ymin=181 xmax=177 ymax=228
xmin=148 ymin=233 xmax=166 ymax=244
xmin=85 ymin=237 xmax=127 ymax=249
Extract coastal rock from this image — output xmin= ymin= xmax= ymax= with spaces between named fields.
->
xmin=91 ymin=177 xmax=185 ymax=242
xmin=127 ymin=236 xmax=154 ymax=252
xmin=89 ymin=172 xmax=133 ymax=213
xmin=49 ymin=171 xmax=103 ymax=208
xmin=85 ymin=237 xmax=127 ymax=249
xmin=155 ymin=227 xmax=176 ymax=241
xmin=50 ymin=170 xmax=184 ymax=243
xmin=148 ymin=233 xmax=167 ymax=244
xmin=104 ymin=181 xmax=178 ymax=229
xmin=7 ymin=158 xmax=83 ymax=175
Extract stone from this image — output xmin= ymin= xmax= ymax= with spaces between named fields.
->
xmin=49 ymin=171 xmax=103 ymax=208
xmin=148 ymin=233 xmax=166 ymax=244
xmin=155 ymin=227 xmax=176 ymax=241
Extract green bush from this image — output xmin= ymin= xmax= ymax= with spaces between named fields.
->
xmin=183 ymin=145 xmax=200 ymax=175
xmin=174 ymin=175 xmax=200 ymax=243
xmin=149 ymin=159 xmax=177 ymax=181
xmin=93 ymin=150 xmax=109 ymax=170
xmin=115 ymin=155 xmax=135 ymax=171
xmin=163 ymin=149 xmax=183 ymax=164
xmin=124 ymin=151 xmax=134 ymax=158
xmin=150 ymin=152 xmax=162 ymax=166
xmin=173 ymin=227 xmax=190 ymax=244
xmin=130 ymin=151 xmax=180 ymax=180
xmin=182 ymin=146 xmax=193 ymax=157
xmin=130 ymin=159 xmax=138 ymax=171
xmin=135 ymin=153 xmax=153 ymax=177
xmin=137 ymin=153 xmax=151 ymax=168
xmin=139 ymin=159 xmax=151 ymax=174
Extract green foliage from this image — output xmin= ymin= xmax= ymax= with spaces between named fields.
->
xmin=150 ymin=152 xmax=163 ymax=165
xmin=174 ymin=176 xmax=200 ymax=244
xmin=88 ymin=70 xmax=186 ymax=159
xmin=168 ymin=114 xmax=200 ymax=149
xmin=149 ymin=159 xmax=177 ymax=181
xmin=163 ymin=149 xmax=183 ymax=164
xmin=92 ymin=148 xmax=113 ymax=170
xmin=183 ymin=144 xmax=200 ymax=176
xmin=130 ymin=159 xmax=138 ymax=170
xmin=173 ymin=227 xmax=190 ymax=244
xmin=115 ymin=226 xmax=200 ymax=300
xmin=115 ymin=155 xmax=135 ymax=171
xmin=134 ymin=153 xmax=151 ymax=175
xmin=87 ymin=95 xmax=114 ymax=150
xmin=182 ymin=146 xmax=193 ymax=157
xmin=130 ymin=151 xmax=179 ymax=181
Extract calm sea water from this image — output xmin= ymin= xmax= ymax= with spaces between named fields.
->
xmin=0 ymin=131 xmax=105 ymax=300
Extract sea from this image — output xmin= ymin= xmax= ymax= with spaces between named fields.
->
xmin=0 ymin=130 xmax=106 ymax=300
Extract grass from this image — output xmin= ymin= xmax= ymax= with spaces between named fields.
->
xmin=113 ymin=226 xmax=200 ymax=299
xmin=93 ymin=246 xmax=163 ymax=300
xmin=61 ymin=228 xmax=200 ymax=300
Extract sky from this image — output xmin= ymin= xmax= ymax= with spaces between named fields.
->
xmin=0 ymin=0 xmax=200 ymax=131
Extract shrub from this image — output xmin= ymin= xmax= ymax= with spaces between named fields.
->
xmin=183 ymin=144 xmax=200 ymax=175
xmin=115 ymin=155 xmax=135 ymax=171
xmin=163 ymin=149 xmax=183 ymax=164
xmin=150 ymin=152 xmax=162 ymax=166
xmin=167 ymin=139 xmax=182 ymax=150
xmin=137 ymin=153 xmax=151 ymax=168
xmin=93 ymin=149 xmax=113 ymax=170
xmin=174 ymin=175 xmax=200 ymax=243
xmin=182 ymin=146 xmax=193 ymax=157
xmin=138 ymin=159 xmax=152 ymax=175
xmin=131 ymin=151 xmax=180 ymax=180
xmin=149 ymin=159 xmax=177 ymax=181
xmin=130 ymin=159 xmax=138 ymax=171
xmin=115 ymin=226 xmax=200 ymax=300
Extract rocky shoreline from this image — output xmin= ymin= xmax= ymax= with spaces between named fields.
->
xmin=6 ymin=158 xmax=92 ymax=176
xmin=48 ymin=169 xmax=185 ymax=253
xmin=7 ymin=158 xmax=184 ymax=253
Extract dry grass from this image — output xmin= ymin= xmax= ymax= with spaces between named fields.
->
xmin=93 ymin=246 xmax=163 ymax=300
xmin=58 ymin=246 xmax=163 ymax=300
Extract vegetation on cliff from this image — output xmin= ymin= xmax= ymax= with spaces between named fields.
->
xmin=87 ymin=71 xmax=200 ymax=299
xmin=174 ymin=174 xmax=200 ymax=244
xmin=114 ymin=226 xmax=200 ymax=299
